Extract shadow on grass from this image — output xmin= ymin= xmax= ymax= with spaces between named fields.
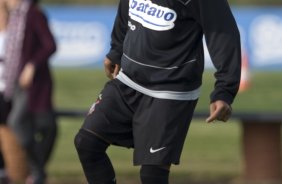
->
xmin=48 ymin=174 xmax=236 ymax=184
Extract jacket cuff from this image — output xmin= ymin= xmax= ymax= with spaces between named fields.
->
xmin=106 ymin=50 xmax=122 ymax=65
xmin=210 ymin=90 xmax=234 ymax=105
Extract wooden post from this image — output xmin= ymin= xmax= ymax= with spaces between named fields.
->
xmin=240 ymin=122 xmax=282 ymax=184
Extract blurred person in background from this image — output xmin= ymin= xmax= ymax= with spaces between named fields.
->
xmin=75 ymin=0 xmax=241 ymax=184
xmin=3 ymin=0 xmax=57 ymax=183
xmin=0 ymin=3 xmax=29 ymax=184
xmin=0 ymin=1 xmax=9 ymax=183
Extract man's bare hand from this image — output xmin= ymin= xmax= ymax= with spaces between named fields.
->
xmin=104 ymin=57 xmax=120 ymax=80
xmin=206 ymin=100 xmax=232 ymax=123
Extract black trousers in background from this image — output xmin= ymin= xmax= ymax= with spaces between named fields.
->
xmin=7 ymin=87 xmax=57 ymax=183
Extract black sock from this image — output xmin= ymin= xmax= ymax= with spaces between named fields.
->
xmin=140 ymin=165 xmax=169 ymax=184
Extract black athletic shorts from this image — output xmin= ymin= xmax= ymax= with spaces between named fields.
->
xmin=82 ymin=79 xmax=197 ymax=165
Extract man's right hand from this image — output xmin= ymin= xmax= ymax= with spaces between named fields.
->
xmin=104 ymin=57 xmax=120 ymax=80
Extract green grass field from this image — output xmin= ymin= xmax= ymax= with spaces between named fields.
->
xmin=46 ymin=69 xmax=282 ymax=184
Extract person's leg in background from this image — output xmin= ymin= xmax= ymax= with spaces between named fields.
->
xmin=0 ymin=152 xmax=7 ymax=183
xmin=22 ymin=110 xmax=58 ymax=184
xmin=33 ymin=111 xmax=57 ymax=176
xmin=7 ymin=87 xmax=45 ymax=184
xmin=0 ymin=93 xmax=11 ymax=184
xmin=12 ymin=113 xmax=42 ymax=184
xmin=0 ymin=93 xmax=8 ymax=183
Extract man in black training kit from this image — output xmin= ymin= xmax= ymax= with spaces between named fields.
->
xmin=75 ymin=0 xmax=241 ymax=183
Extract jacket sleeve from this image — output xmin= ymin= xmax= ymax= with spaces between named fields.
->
xmin=106 ymin=0 xmax=129 ymax=65
xmin=192 ymin=0 xmax=241 ymax=105
xmin=29 ymin=7 xmax=56 ymax=68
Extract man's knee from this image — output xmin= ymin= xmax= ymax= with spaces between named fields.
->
xmin=74 ymin=128 xmax=109 ymax=158
xmin=74 ymin=129 xmax=116 ymax=184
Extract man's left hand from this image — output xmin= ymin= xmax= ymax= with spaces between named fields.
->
xmin=206 ymin=100 xmax=232 ymax=123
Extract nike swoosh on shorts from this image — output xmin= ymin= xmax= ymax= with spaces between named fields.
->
xmin=150 ymin=147 xmax=166 ymax=153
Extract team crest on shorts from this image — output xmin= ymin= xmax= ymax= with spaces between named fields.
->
xmin=88 ymin=94 xmax=102 ymax=115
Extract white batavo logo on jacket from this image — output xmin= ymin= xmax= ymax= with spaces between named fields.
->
xmin=129 ymin=0 xmax=177 ymax=31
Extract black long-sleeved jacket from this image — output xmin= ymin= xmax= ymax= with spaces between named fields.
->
xmin=107 ymin=0 xmax=241 ymax=104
